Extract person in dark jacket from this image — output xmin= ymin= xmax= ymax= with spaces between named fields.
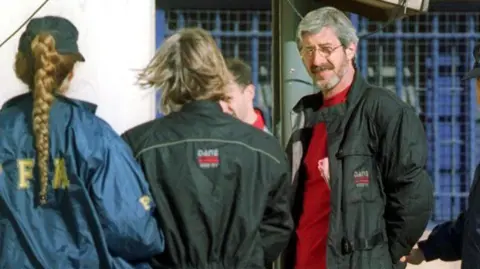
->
xmin=121 ymin=27 xmax=294 ymax=269
xmin=225 ymin=58 xmax=271 ymax=134
xmin=0 ymin=16 xmax=164 ymax=269
xmin=401 ymin=44 xmax=480 ymax=269
xmin=283 ymin=7 xmax=434 ymax=269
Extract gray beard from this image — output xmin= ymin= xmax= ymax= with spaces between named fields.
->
xmin=315 ymin=59 xmax=349 ymax=94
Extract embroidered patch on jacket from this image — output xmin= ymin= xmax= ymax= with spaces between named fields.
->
xmin=354 ymin=170 xmax=370 ymax=187
xmin=197 ymin=149 xmax=220 ymax=168
xmin=139 ymin=195 xmax=152 ymax=211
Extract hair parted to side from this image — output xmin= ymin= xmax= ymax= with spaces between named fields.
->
xmin=296 ymin=7 xmax=359 ymax=51
xmin=137 ymin=27 xmax=233 ymax=114
xmin=226 ymin=58 xmax=253 ymax=88
xmin=14 ymin=33 xmax=82 ymax=205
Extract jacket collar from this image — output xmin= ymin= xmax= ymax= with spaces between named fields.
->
xmin=180 ymin=100 xmax=223 ymax=113
xmin=2 ymin=93 xmax=98 ymax=114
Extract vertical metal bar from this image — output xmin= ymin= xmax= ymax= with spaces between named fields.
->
xmin=395 ymin=20 xmax=403 ymax=98
xmin=350 ymin=12 xmax=362 ymax=79
xmin=450 ymin=45 xmax=457 ymax=218
xmin=197 ymin=11 xmax=202 ymax=28
xmin=350 ymin=13 xmax=359 ymax=32
xmin=378 ymin=46 xmax=383 ymax=87
xmin=155 ymin=9 xmax=166 ymax=118
xmin=215 ymin=12 xmax=222 ymax=49
xmin=277 ymin=0 xmax=313 ymax=146
xmin=272 ymin=0 xmax=281 ymax=139
xmin=360 ymin=17 xmax=368 ymax=78
xmin=467 ymin=15 xmax=477 ymax=186
xmin=178 ymin=11 xmax=185 ymax=28
xmin=155 ymin=9 xmax=166 ymax=49
xmin=377 ymin=18 xmax=383 ymax=87
xmin=272 ymin=0 xmax=313 ymax=264
xmin=414 ymin=21 xmax=421 ymax=114
xmin=234 ymin=19 xmax=240 ymax=58
xmin=432 ymin=15 xmax=441 ymax=219
xmin=252 ymin=12 xmax=260 ymax=105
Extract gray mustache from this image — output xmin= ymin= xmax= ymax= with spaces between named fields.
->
xmin=311 ymin=65 xmax=333 ymax=73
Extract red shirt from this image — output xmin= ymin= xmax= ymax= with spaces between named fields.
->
xmin=252 ymin=108 xmax=266 ymax=130
xmin=295 ymin=87 xmax=350 ymax=269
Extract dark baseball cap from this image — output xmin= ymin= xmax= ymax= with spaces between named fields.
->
xmin=463 ymin=44 xmax=480 ymax=80
xmin=18 ymin=16 xmax=84 ymax=61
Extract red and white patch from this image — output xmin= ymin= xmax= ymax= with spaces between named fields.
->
xmin=354 ymin=170 xmax=370 ymax=187
xmin=197 ymin=149 xmax=219 ymax=168
xmin=318 ymin=157 xmax=330 ymax=187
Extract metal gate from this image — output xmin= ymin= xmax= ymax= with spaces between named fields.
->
xmin=351 ymin=13 xmax=479 ymax=222
xmin=156 ymin=9 xmax=480 ymax=222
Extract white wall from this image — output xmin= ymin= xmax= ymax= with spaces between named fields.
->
xmin=0 ymin=0 xmax=157 ymax=134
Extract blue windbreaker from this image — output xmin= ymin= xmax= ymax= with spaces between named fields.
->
xmin=0 ymin=93 xmax=164 ymax=269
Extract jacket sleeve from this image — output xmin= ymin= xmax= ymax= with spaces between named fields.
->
xmin=88 ymin=129 xmax=164 ymax=261
xmin=379 ymin=106 xmax=434 ymax=261
xmin=260 ymin=152 xmax=294 ymax=265
xmin=417 ymin=212 xmax=464 ymax=262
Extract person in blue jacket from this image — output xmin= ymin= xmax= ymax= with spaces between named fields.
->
xmin=402 ymin=44 xmax=480 ymax=269
xmin=0 ymin=16 xmax=164 ymax=269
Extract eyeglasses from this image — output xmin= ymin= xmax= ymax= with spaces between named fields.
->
xmin=301 ymin=44 xmax=343 ymax=59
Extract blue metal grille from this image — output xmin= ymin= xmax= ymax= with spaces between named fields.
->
xmin=351 ymin=13 xmax=480 ymax=222
xmin=156 ymin=9 xmax=480 ymax=222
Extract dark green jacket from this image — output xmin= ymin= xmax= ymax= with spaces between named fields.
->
xmin=123 ymin=101 xmax=294 ymax=269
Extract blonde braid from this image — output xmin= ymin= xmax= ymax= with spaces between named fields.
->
xmin=31 ymin=34 xmax=59 ymax=205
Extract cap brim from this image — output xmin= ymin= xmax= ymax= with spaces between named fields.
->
xmin=463 ymin=67 xmax=480 ymax=80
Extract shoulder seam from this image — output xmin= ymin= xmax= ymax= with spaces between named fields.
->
xmin=136 ymin=138 xmax=281 ymax=164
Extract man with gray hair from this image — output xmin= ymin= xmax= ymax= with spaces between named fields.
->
xmin=285 ymin=6 xmax=434 ymax=269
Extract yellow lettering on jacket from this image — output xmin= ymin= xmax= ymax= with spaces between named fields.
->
xmin=18 ymin=159 xmax=34 ymax=189
xmin=17 ymin=158 xmax=69 ymax=190
xmin=53 ymin=158 xmax=69 ymax=189
xmin=139 ymin=195 xmax=152 ymax=211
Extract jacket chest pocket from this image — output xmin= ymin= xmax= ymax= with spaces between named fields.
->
xmin=339 ymin=152 xmax=382 ymax=204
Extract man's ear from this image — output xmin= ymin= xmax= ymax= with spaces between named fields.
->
xmin=219 ymin=100 xmax=233 ymax=114
xmin=345 ymin=42 xmax=357 ymax=61
xmin=245 ymin=84 xmax=255 ymax=100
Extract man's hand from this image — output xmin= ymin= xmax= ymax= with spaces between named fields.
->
xmin=400 ymin=247 xmax=426 ymax=265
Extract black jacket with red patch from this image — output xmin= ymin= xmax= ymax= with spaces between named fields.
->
xmin=284 ymin=74 xmax=434 ymax=269
xmin=122 ymin=101 xmax=293 ymax=269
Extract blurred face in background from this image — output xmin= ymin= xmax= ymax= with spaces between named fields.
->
xmin=227 ymin=81 xmax=255 ymax=123
xmin=224 ymin=58 xmax=257 ymax=123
